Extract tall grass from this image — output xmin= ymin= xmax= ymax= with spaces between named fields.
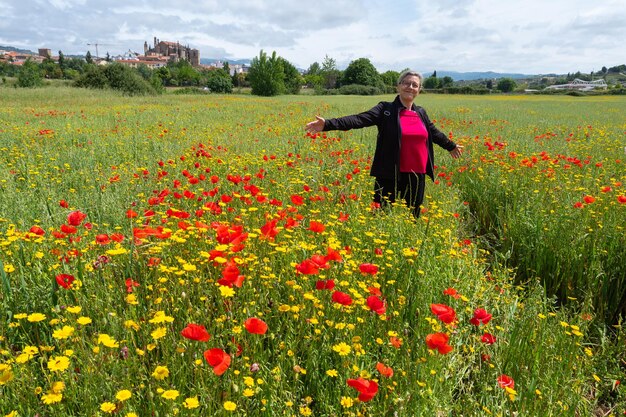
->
xmin=0 ymin=88 xmax=624 ymax=416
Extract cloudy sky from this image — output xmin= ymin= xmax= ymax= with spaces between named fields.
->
xmin=1 ymin=0 xmax=624 ymax=74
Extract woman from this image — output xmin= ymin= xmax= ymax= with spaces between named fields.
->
xmin=305 ymin=70 xmax=463 ymax=218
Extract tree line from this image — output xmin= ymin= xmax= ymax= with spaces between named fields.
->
xmin=2 ymin=49 xmax=624 ymax=96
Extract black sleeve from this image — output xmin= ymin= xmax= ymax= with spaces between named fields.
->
xmin=419 ymin=108 xmax=457 ymax=151
xmin=323 ymin=102 xmax=385 ymax=131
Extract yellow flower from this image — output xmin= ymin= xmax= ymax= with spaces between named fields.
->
xmin=161 ymin=389 xmax=179 ymax=400
xmin=77 ymin=316 xmax=92 ymax=325
xmin=97 ymin=334 xmax=119 ymax=348
xmin=116 ymin=389 xmax=132 ymax=401
xmin=183 ymin=396 xmax=200 ymax=409
xmin=3 ymin=264 xmax=14 ymax=273
xmin=47 ymin=356 xmax=70 ymax=372
xmin=52 ymin=325 xmax=75 ymax=340
xmin=243 ymin=388 xmax=255 ymax=397
xmin=152 ymin=365 xmax=169 ymax=380
xmin=219 ymin=285 xmax=235 ymax=297
xmin=0 ymin=365 xmax=14 ymax=385
xmin=243 ymin=376 xmax=254 ymax=387
xmin=149 ymin=311 xmax=174 ymax=324
xmin=326 ymin=369 xmax=338 ymax=377
xmin=41 ymin=393 xmax=63 ymax=404
xmin=299 ymin=406 xmax=312 ymax=416
xmin=27 ymin=313 xmax=46 ymax=322
xmin=126 ymin=413 xmax=138 ymax=417
xmin=4 ymin=411 xmax=18 ymax=417
xmin=223 ymin=401 xmax=237 ymax=411
xmin=51 ymin=381 xmax=65 ymax=393
xmin=340 ymin=396 xmax=354 ymax=408
xmin=332 ymin=342 xmax=351 ymax=356
xmin=100 ymin=402 xmax=117 ymax=413
xmin=151 ymin=326 xmax=167 ymax=340
xmin=13 ymin=313 xmax=27 ymax=320
xmin=66 ymin=306 xmax=82 ymax=314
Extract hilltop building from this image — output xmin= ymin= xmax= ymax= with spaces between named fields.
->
xmin=143 ymin=37 xmax=199 ymax=66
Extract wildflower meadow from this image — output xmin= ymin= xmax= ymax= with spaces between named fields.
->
xmin=0 ymin=87 xmax=624 ymax=416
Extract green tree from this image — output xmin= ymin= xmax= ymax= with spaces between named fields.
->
xmin=279 ymin=57 xmax=303 ymax=94
xmin=85 ymin=51 xmax=93 ymax=65
xmin=321 ymin=55 xmax=341 ymax=89
xmin=497 ymin=77 xmax=517 ymax=92
xmin=205 ymin=68 xmax=233 ymax=93
xmin=307 ymin=62 xmax=321 ymax=75
xmin=58 ymin=50 xmax=66 ymax=75
xmin=441 ymin=76 xmax=454 ymax=87
xmin=341 ymin=58 xmax=381 ymax=87
xmin=381 ymin=70 xmax=400 ymax=87
xmin=223 ymin=62 xmax=230 ymax=76
xmin=17 ymin=59 xmax=44 ymax=87
xmin=423 ymin=76 xmax=439 ymax=89
xmin=248 ymin=50 xmax=285 ymax=96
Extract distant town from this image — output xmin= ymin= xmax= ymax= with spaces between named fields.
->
xmin=0 ymin=37 xmax=251 ymax=77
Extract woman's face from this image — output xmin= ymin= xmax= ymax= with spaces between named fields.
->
xmin=397 ymin=75 xmax=421 ymax=103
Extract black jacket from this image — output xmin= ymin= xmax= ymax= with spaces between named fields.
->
xmin=323 ymin=95 xmax=457 ymax=181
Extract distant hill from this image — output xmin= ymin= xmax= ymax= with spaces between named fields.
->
xmin=432 ymin=70 xmax=535 ymax=81
xmin=201 ymin=58 xmax=251 ymax=66
xmin=0 ymin=45 xmax=36 ymax=54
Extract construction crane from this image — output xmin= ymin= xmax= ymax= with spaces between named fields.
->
xmin=86 ymin=42 xmax=119 ymax=59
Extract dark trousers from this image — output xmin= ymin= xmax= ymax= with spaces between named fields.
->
xmin=373 ymin=173 xmax=426 ymax=218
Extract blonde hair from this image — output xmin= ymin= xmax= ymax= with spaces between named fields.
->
xmin=397 ymin=70 xmax=423 ymax=89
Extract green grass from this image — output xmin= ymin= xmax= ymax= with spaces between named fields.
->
xmin=0 ymin=87 xmax=624 ymax=416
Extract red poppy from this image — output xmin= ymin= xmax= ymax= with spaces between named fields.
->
xmin=204 ymin=348 xmax=231 ymax=376
xmin=59 ymin=200 xmax=69 ymax=208
xmin=425 ymin=332 xmax=453 ymax=354
xmin=324 ymin=247 xmax=343 ymax=263
xmin=244 ymin=317 xmax=268 ymax=335
xmin=181 ymin=323 xmax=211 ymax=342
xmin=308 ymin=221 xmax=325 ymax=233
xmin=55 ymin=274 xmax=75 ymax=289
xmin=260 ymin=219 xmax=279 ymax=240
xmin=573 ymin=201 xmax=584 ymax=208
xmin=470 ymin=308 xmax=492 ymax=326
xmin=67 ymin=210 xmax=87 ymax=226
xmin=95 ymin=234 xmax=111 ymax=245
xmin=60 ymin=224 xmax=77 ymax=235
xmin=110 ymin=233 xmax=124 ymax=242
xmin=376 ymin=362 xmax=394 ymax=378
xmin=583 ymin=195 xmax=595 ymax=204
xmin=368 ymin=286 xmax=382 ymax=296
xmin=331 ymin=291 xmax=353 ymax=306
xmin=295 ymin=259 xmax=321 ymax=275
xmin=338 ymin=212 xmax=349 ymax=222
xmin=290 ymin=195 xmax=304 ymax=206
xmin=389 ymin=336 xmax=403 ymax=348
xmin=218 ymin=261 xmax=245 ymax=288
xmin=315 ymin=279 xmax=335 ymax=290
xmin=366 ymin=295 xmax=386 ymax=315
xmin=430 ymin=303 xmax=457 ymax=324
xmin=359 ymin=263 xmax=378 ymax=275
xmin=618 ymin=195 xmax=626 ymax=204
xmin=29 ymin=225 xmax=45 ymax=236
xmin=126 ymin=209 xmax=138 ymax=218
xmin=125 ymin=278 xmax=140 ymax=293
xmin=443 ymin=287 xmax=461 ymax=299
xmin=347 ymin=377 xmax=378 ymax=402
xmin=481 ymin=333 xmax=497 ymax=344
xmin=497 ymin=374 xmax=515 ymax=389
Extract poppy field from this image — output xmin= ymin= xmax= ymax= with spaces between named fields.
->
xmin=0 ymin=88 xmax=625 ymax=416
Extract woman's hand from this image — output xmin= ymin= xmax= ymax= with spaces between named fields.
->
xmin=449 ymin=145 xmax=464 ymax=159
xmin=305 ymin=116 xmax=325 ymax=134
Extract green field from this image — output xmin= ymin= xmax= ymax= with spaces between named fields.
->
xmin=0 ymin=87 xmax=625 ymax=416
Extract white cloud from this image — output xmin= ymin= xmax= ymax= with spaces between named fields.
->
xmin=2 ymin=0 xmax=624 ymax=73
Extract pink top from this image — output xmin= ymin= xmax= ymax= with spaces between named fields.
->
xmin=399 ymin=109 xmax=428 ymax=173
